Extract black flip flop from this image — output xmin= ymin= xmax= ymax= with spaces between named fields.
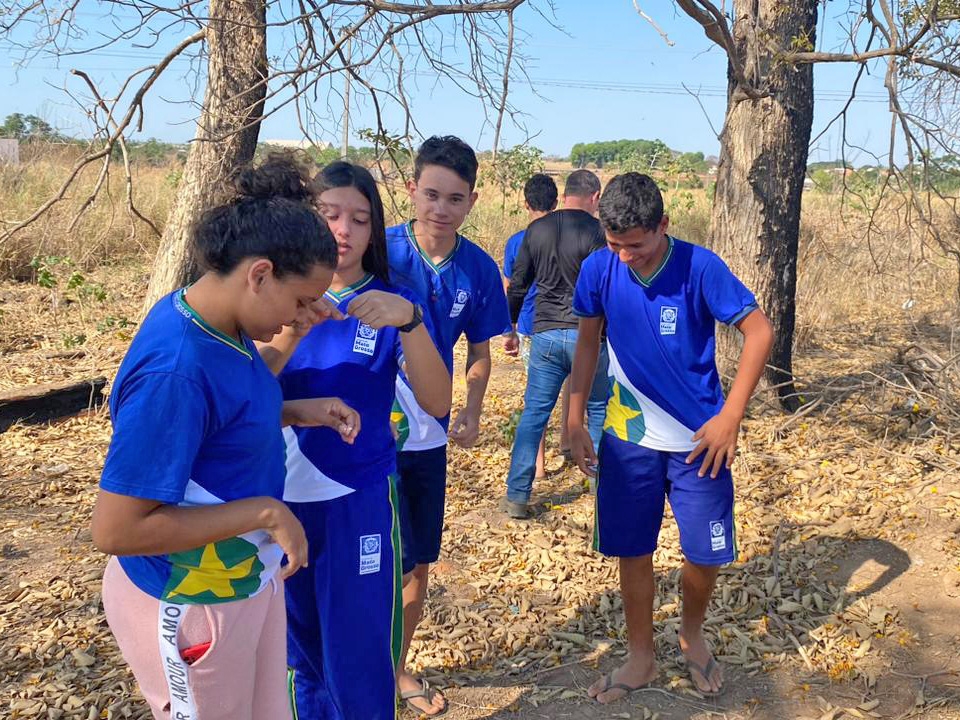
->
xmin=683 ymin=656 xmax=724 ymax=697
xmin=592 ymin=672 xmax=652 ymax=702
xmin=399 ymin=678 xmax=448 ymax=717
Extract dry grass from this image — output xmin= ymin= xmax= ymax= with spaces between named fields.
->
xmin=0 ymin=151 xmax=173 ymax=279
xmin=1 ymin=154 xmax=957 ymax=354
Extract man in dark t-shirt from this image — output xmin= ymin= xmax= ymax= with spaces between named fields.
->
xmin=501 ymin=170 xmax=610 ymax=518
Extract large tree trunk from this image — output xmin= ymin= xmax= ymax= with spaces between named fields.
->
xmin=142 ymin=0 xmax=268 ymax=312
xmin=711 ymin=0 xmax=818 ymax=412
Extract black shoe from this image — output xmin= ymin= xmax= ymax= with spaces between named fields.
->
xmin=498 ymin=496 xmax=531 ymax=519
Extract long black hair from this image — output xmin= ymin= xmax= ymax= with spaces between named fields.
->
xmin=193 ymin=152 xmax=338 ymax=277
xmin=314 ymin=161 xmax=390 ymax=284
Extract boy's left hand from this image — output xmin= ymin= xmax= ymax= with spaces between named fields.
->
xmin=686 ymin=409 xmax=741 ymax=478
xmin=449 ymin=408 xmax=480 ymax=447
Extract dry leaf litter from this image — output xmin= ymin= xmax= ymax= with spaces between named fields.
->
xmin=1 ymin=266 xmax=959 ymax=719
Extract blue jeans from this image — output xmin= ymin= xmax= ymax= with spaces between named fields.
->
xmin=505 ymin=328 xmax=609 ymax=504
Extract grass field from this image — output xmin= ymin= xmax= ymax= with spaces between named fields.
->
xmin=1 ymin=156 xmax=960 ymax=719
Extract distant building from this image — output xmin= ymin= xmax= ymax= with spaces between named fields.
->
xmin=262 ymin=139 xmax=331 ymax=151
xmin=0 ymin=139 xmax=19 ymax=165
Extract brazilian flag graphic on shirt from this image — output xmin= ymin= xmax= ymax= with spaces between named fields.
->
xmin=390 ymin=398 xmax=410 ymax=449
xmin=162 ymin=536 xmax=264 ymax=604
xmin=603 ymin=381 xmax=646 ymax=444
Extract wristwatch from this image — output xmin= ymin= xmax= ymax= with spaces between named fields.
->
xmin=398 ymin=303 xmax=424 ymax=333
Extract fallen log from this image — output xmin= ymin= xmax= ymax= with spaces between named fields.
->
xmin=0 ymin=377 xmax=107 ymax=432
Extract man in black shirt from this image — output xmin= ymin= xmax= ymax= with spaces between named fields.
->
xmin=501 ymin=170 xmax=610 ymax=518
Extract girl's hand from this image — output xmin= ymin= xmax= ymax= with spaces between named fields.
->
xmin=346 ymin=290 xmax=415 ymax=330
xmin=284 ymin=398 xmax=361 ymax=444
xmin=288 ymin=296 xmax=345 ymax=337
xmin=261 ymin=500 xmax=308 ymax=579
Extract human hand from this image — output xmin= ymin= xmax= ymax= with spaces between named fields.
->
xmin=287 ymin=398 xmax=361 ymax=444
xmin=567 ymin=423 xmax=597 ymax=477
xmin=288 ymin=296 xmax=344 ymax=337
xmin=449 ymin=407 xmax=480 ymax=448
xmin=262 ymin=500 xmax=308 ymax=579
xmin=503 ymin=332 xmax=519 ymax=357
xmin=685 ymin=409 xmax=741 ymax=478
xmin=346 ymin=290 xmax=415 ymax=330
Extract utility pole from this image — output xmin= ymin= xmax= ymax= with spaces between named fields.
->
xmin=341 ymin=27 xmax=352 ymax=158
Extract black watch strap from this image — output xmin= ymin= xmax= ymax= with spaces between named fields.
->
xmin=398 ymin=303 xmax=424 ymax=333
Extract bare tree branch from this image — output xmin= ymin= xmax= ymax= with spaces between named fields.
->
xmin=632 ymin=0 xmax=674 ymax=47
xmin=490 ymin=7 xmax=515 ymax=160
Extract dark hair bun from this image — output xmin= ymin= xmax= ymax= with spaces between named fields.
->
xmin=234 ymin=151 xmax=314 ymax=202
xmin=191 ymin=152 xmax=337 ymax=277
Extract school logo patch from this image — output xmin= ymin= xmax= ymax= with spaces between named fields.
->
xmin=660 ymin=306 xmax=678 ymax=335
xmin=359 ymin=533 xmax=382 ymax=575
xmin=449 ymin=288 xmax=470 ymax=318
xmin=709 ymin=521 xmax=726 ymax=552
xmin=353 ymin=322 xmax=378 ymax=356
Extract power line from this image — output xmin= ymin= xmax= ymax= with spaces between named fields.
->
xmin=1 ymin=47 xmax=891 ymax=104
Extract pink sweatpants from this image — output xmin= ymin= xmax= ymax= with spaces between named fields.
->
xmin=102 ymin=557 xmax=292 ymax=720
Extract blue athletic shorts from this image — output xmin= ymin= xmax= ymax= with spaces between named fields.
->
xmin=594 ymin=432 xmax=736 ymax=566
xmin=396 ymin=445 xmax=447 ymax=574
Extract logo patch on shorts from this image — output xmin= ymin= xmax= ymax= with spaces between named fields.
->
xmin=449 ymin=289 xmax=470 ymax=318
xmin=659 ymin=306 xmax=678 ymax=335
xmin=353 ymin=322 xmax=378 ymax=356
xmin=359 ymin=534 xmax=381 ymax=575
xmin=709 ymin=521 xmax=726 ymax=552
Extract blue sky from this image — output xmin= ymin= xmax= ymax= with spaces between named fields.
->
xmin=1 ymin=2 xmax=893 ymax=163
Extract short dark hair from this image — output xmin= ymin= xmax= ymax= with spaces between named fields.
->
xmin=563 ymin=169 xmax=601 ymax=198
xmin=314 ymin=161 xmax=389 ymax=284
xmin=523 ymin=173 xmax=558 ymax=212
xmin=193 ymin=152 xmax=338 ymax=277
xmin=599 ymin=172 xmax=664 ymax=234
xmin=414 ymin=135 xmax=479 ymax=189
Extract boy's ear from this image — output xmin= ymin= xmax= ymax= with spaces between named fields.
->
xmin=406 ymin=178 xmax=417 ymax=197
xmin=468 ymin=190 xmax=479 ymax=211
xmin=660 ymin=214 xmax=670 ymax=233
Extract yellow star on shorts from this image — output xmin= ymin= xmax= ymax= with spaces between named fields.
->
xmin=166 ymin=543 xmax=257 ymax=600
xmin=603 ymin=381 xmax=645 ymax=443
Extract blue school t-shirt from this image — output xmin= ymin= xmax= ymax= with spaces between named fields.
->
xmin=387 ymin=221 xmax=511 ymax=450
xmin=573 ymin=237 xmax=758 ymax=452
xmin=502 ymin=229 xmax=535 ymax=336
xmin=100 ymin=289 xmax=286 ymax=604
xmin=279 ymin=275 xmax=415 ymax=501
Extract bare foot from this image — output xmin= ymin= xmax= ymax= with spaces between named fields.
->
xmin=397 ymin=670 xmax=447 ymax=716
xmin=586 ymin=653 xmax=658 ymax=704
xmin=679 ymin=626 xmax=723 ymax=694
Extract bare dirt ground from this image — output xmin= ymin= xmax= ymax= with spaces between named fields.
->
xmin=2 ymin=263 xmax=959 ymax=719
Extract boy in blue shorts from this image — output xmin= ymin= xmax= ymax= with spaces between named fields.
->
xmin=388 ymin=135 xmax=511 ymax=715
xmin=502 ymin=173 xmax=562 ymax=480
xmin=567 ymin=173 xmax=773 ymax=701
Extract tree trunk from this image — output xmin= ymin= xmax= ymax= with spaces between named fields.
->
xmin=711 ymin=0 xmax=818 ymax=412
xmin=142 ymin=0 xmax=268 ymax=312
